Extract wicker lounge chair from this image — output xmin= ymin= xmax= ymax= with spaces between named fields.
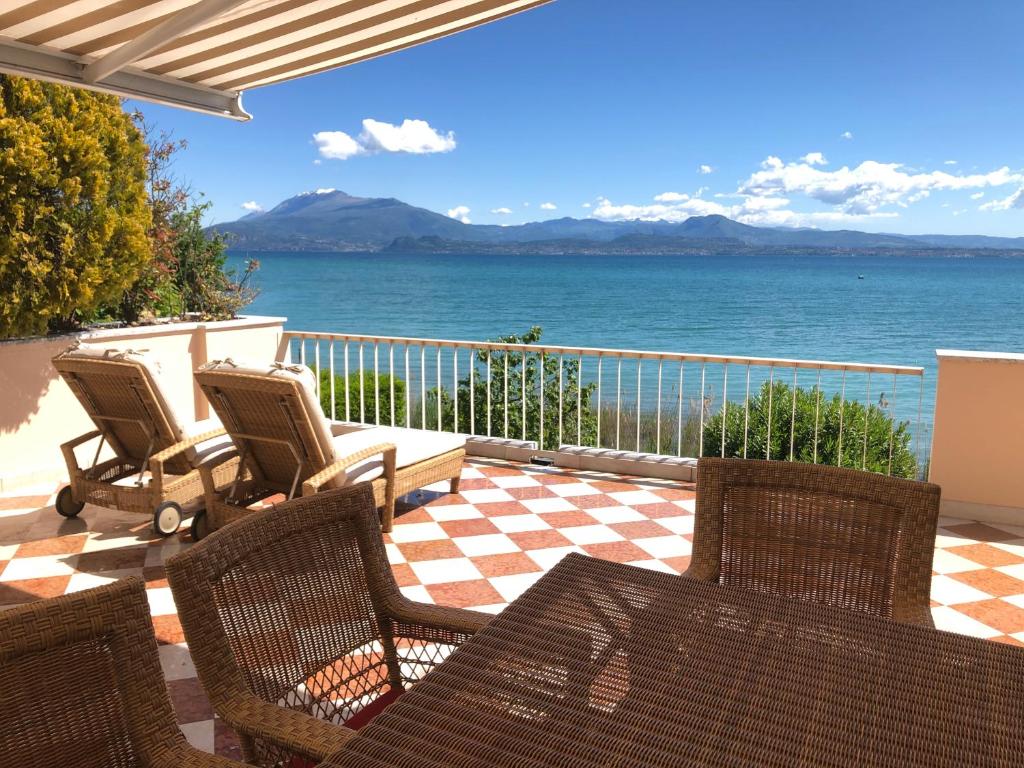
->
xmin=685 ymin=457 xmax=941 ymax=626
xmin=191 ymin=359 xmax=465 ymax=537
xmin=166 ymin=484 xmax=490 ymax=767
xmin=53 ymin=343 xmax=237 ymax=536
xmin=0 ymin=577 xmax=246 ymax=767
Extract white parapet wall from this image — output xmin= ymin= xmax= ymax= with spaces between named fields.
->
xmin=0 ymin=316 xmax=286 ymax=492
xmin=929 ymin=350 xmax=1024 ymax=526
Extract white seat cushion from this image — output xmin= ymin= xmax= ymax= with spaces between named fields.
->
xmin=199 ymin=358 xmax=336 ymax=462
xmin=183 ymin=417 xmax=235 ymax=467
xmin=328 ymin=425 xmax=465 ymax=487
xmin=58 ymin=341 xmax=187 ymax=442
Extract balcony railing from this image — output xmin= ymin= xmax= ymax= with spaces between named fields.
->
xmin=283 ymin=331 xmax=926 ymax=477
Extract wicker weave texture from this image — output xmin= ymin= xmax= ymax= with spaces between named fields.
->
xmin=685 ymin=458 xmax=941 ymax=626
xmin=166 ymin=485 xmax=490 ymax=767
xmin=326 ymin=552 xmax=1024 ymax=768
xmin=54 ymin=355 xmax=239 ymax=520
xmin=55 ymin=356 xmax=192 ymax=475
xmin=0 ymin=578 xmax=245 ymax=767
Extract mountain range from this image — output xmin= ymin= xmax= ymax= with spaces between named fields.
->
xmin=209 ymin=189 xmax=1024 ymax=255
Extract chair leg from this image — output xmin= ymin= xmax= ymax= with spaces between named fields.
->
xmin=381 ymin=497 xmax=396 ymax=533
xmin=449 ymin=475 xmax=461 ymax=494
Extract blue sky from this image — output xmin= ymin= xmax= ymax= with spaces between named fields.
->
xmin=132 ymin=0 xmax=1024 ymax=235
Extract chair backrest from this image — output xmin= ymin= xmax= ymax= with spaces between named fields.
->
xmin=688 ymin=458 xmax=941 ymax=625
xmin=166 ymin=485 xmax=403 ymax=762
xmin=0 ymin=577 xmax=187 ymax=767
xmin=53 ymin=343 xmax=193 ymax=475
xmin=195 ymin=360 xmax=337 ymax=494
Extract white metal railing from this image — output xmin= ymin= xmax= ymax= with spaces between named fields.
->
xmin=283 ymin=331 xmax=926 ymax=477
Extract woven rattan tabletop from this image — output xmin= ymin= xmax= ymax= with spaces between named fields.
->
xmin=324 ymin=552 xmax=1024 ymax=767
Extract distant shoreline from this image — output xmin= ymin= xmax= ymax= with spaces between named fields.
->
xmin=225 ymin=239 xmax=1024 ymax=258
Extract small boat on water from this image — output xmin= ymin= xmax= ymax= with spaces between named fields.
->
xmin=858 ymin=274 xmax=865 ymax=279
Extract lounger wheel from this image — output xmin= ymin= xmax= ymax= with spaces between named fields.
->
xmin=190 ymin=509 xmax=211 ymax=542
xmin=153 ymin=501 xmax=183 ymax=537
xmin=56 ymin=486 xmax=85 ymax=518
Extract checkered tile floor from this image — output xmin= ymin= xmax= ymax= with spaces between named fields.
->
xmin=2 ymin=457 xmax=1024 ymax=759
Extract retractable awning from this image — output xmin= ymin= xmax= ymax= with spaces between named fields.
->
xmin=0 ymin=0 xmax=551 ymax=120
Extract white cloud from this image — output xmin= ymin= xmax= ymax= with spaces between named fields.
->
xmin=313 ymin=130 xmax=363 ymax=160
xmin=952 ymin=209 xmax=968 ymax=216
xmin=944 ymin=160 xmax=958 ymax=165
xmin=540 ymin=202 xmax=557 ymax=210
xmin=581 ymin=202 xmax=592 ymax=208
xmin=523 ymin=202 xmax=530 ymax=207
xmin=979 ymin=187 xmax=1024 ymax=212
xmin=240 ymin=200 xmax=263 ymax=212
xmin=312 ymin=159 xmax=322 ymax=165
xmin=447 ymin=205 xmax=471 ymax=224
xmin=591 ymin=193 xmax=896 ymax=228
xmin=490 ymin=207 xmax=512 ymax=215
xmin=313 ymin=118 xmax=455 ymax=160
xmin=698 ymin=164 xmax=714 ymax=175
xmin=840 ymin=131 xmax=854 ymax=140
xmin=359 ymin=118 xmax=455 ymax=154
xmin=740 ymin=156 xmax=1024 ymax=214
xmin=589 ymin=152 xmax=1024 ymax=230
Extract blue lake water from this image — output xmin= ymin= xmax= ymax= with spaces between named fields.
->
xmin=230 ymin=250 xmax=1024 ymax=456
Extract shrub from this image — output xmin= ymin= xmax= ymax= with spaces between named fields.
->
xmin=0 ymin=75 xmax=151 ymax=337
xmin=119 ymin=121 xmax=257 ymax=323
xmin=169 ymin=201 xmax=258 ymax=319
xmin=318 ymin=369 xmax=407 ymax=425
xmin=702 ymin=381 xmax=918 ymax=478
xmin=432 ymin=326 xmax=598 ymax=450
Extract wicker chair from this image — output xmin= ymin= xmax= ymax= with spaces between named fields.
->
xmin=53 ymin=342 xmax=237 ymax=536
xmin=191 ymin=359 xmax=465 ymax=537
xmin=166 ymin=484 xmax=490 ymax=767
xmin=0 ymin=577 xmax=245 ymax=767
xmin=685 ymin=458 xmax=941 ymax=626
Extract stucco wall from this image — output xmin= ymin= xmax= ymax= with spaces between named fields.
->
xmin=0 ymin=316 xmax=285 ymax=491
xmin=929 ymin=350 xmax=1024 ymax=526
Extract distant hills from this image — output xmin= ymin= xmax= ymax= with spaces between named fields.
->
xmin=209 ymin=189 xmax=1024 ymax=255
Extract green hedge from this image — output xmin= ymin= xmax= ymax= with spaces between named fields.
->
xmin=702 ymin=381 xmax=917 ymax=478
xmin=317 ymin=369 xmax=407 ymax=424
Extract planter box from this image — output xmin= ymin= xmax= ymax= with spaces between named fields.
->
xmin=0 ymin=316 xmax=286 ymax=492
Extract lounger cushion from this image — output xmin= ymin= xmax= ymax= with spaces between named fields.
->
xmin=329 ymin=425 xmax=465 ymax=487
xmin=182 ymin=417 xmax=235 ymax=466
xmin=199 ymin=359 xmax=337 ymax=464
xmin=57 ymin=342 xmax=189 ymax=443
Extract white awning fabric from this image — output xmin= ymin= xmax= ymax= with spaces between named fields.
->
xmin=0 ymin=0 xmax=551 ymax=120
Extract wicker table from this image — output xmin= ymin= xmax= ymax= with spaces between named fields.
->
xmin=324 ymin=553 xmax=1024 ymax=767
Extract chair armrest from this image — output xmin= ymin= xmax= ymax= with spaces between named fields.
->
xmin=60 ymin=430 xmax=103 ymax=475
xmin=302 ymin=443 xmax=397 ymax=496
xmin=197 ymin=447 xmax=243 ymax=498
xmin=385 ymin=594 xmax=492 ymax=638
xmin=149 ymin=427 xmax=228 ymax=489
xmin=151 ymin=427 xmax=228 ymax=466
xmin=220 ymin=691 xmax=356 ymax=763
xmin=61 ymin=429 xmax=103 ymax=451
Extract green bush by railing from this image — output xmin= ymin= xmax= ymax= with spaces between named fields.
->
xmin=429 ymin=327 xmax=598 ymax=450
xmin=318 ymin=369 xmax=406 ymax=425
xmin=701 ymin=381 xmax=917 ymax=478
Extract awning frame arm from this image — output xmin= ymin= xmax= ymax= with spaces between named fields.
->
xmin=83 ymin=0 xmax=250 ymax=83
